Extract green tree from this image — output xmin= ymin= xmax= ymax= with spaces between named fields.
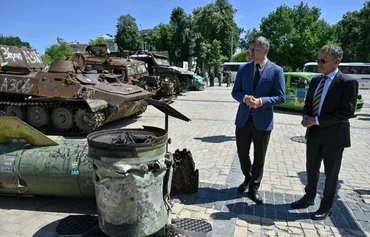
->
xmin=193 ymin=39 xmax=212 ymax=73
xmin=205 ymin=39 xmax=227 ymax=71
xmin=168 ymin=7 xmax=192 ymax=66
xmin=259 ymin=2 xmax=335 ymax=70
xmin=240 ymin=28 xmax=260 ymax=50
xmin=88 ymin=36 xmax=107 ymax=46
xmin=42 ymin=38 xmax=74 ymax=64
xmin=0 ymin=35 xmax=31 ymax=48
xmin=145 ymin=23 xmax=172 ymax=51
xmin=115 ymin=14 xmax=142 ymax=51
xmin=192 ymin=0 xmax=240 ymax=70
xmin=232 ymin=50 xmax=248 ymax=62
xmin=335 ymin=1 xmax=370 ymax=61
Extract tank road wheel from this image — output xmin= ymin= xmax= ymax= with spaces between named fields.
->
xmin=75 ymin=109 xmax=99 ymax=132
xmin=51 ymin=107 xmax=75 ymax=131
xmin=27 ymin=106 xmax=50 ymax=128
xmin=4 ymin=106 xmax=25 ymax=120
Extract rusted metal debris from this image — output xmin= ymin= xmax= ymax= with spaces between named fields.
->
xmin=111 ymin=131 xmax=158 ymax=144
xmin=0 ymin=45 xmax=152 ymax=134
xmin=76 ymin=45 xmax=175 ymax=101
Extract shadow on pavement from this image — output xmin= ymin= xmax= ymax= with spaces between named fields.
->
xmin=194 ymin=135 xmax=235 ymax=143
xmin=32 ymin=219 xmax=60 ymax=237
xmin=0 ymin=196 xmax=96 ymax=214
xmin=274 ymin=108 xmax=302 ymax=116
xmin=172 ymin=171 xmax=369 ymax=235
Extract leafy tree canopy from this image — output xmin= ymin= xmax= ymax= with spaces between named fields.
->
xmin=232 ymin=50 xmax=248 ymax=62
xmin=335 ymin=1 xmax=370 ymax=61
xmin=251 ymin=2 xmax=335 ymax=70
xmin=115 ymin=14 xmax=142 ymax=51
xmin=168 ymin=7 xmax=192 ymax=65
xmin=42 ymin=38 xmax=74 ymax=64
xmin=0 ymin=35 xmax=31 ymax=48
xmin=193 ymin=0 xmax=240 ymax=60
xmin=145 ymin=23 xmax=172 ymax=51
xmin=89 ymin=36 xmax=107 ymax=46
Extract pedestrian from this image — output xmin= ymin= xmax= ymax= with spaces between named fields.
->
xmin=209 ymin=69 xmax=215 ymax=87
xmin=231 ymin=36 xmax=285 ymax=204
xmin=217 ymin=70 xmax=222 ymax=86
xmin=290 ymin=44 xmax=358 ymax=220
xmin=226 ymin=70 xmax=232 ymax=87
xmin=204 ymin=71 xmax=209 ymax=87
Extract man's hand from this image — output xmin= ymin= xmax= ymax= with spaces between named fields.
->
xmin=244 ymin=95 xmax=262 ymax=109
xmin=301 ymin=116 xmax=316 ymax=127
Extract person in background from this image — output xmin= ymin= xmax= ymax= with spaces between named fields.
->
xmin=290 ymin=44 xmax=358 ymax=220
xmin=226 ymin=69 xmax=232 ymax=87
xmin=231 ymin=36 xmax=285 ymax=204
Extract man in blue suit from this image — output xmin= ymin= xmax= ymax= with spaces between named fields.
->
xmin=232 ymin=36 xmax=285 ymax=204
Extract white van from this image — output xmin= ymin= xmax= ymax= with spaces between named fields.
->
xmin=221 ymin=62 xmax=246 ymax=83
xmin=303 ymin=62 xmax=370 ymax=89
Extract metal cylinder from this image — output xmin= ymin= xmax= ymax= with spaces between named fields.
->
xmin=87 ymin=126 xmax=172 ymax=237
xmin=0 ymin=139 xmax=95 ymax=198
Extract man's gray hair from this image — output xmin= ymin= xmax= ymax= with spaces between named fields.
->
xmin=320 ymin=44 xmax=343 ymax=60
xmin=253 ymin=36 xmax=270 ymax=49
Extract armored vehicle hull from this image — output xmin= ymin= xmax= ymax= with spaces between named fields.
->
xmin=81 ymin=45 xmax=175 ymax=100
xmin=130 ymin=51 xmax=194 ymax=94
xmin=0 ymin=45 xmax=151 ymax=134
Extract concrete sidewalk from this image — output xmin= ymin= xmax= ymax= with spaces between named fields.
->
xmin=0 ymin=84 xmax=369 ymax=237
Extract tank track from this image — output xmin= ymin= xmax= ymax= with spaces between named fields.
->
xmin=0 ymin=100 xmax=105 ymax=136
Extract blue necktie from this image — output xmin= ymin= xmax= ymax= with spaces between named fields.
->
xmin=253 ymin=64 xmax=261 ymax=90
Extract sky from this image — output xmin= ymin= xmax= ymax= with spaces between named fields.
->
xmin=0 ymin=0 xmax=367 ymax=54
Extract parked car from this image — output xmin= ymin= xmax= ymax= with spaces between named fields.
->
xmin=190 ymin=75 xmax=206 ymax=90
xmin=277 ymin=72 xmax=364 ymax=111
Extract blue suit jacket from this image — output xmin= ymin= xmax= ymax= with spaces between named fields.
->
xmin=231 ymin=60 xmax=286 ymax=131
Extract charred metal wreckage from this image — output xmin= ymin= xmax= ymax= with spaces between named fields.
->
xmin=0 ymin=45 xmax=152 ymax=135
xmin=0 ymin=99 xmax=208 ymax=237
xmin=74 ymin=45 xmax=175 ymax=101
xmin=130 ymin=51 xmax=195 ymax=94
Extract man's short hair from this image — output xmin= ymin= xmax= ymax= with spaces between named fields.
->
xmin=320 ymin=44 xmax=343 ymax=60
xmin=252 ymin=36 xmax=270 ymax=49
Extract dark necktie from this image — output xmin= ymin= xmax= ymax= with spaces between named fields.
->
xmin=253 ymin=64 xmax=261 ymax=90
xmin=312 ymin=75 xmax=328 ymax=116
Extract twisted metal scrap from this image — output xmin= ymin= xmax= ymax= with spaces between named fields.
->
xmin=112 ymin=132 xmax=158 ymax=144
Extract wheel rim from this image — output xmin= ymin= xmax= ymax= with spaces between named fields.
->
xmin=4 ymin=106 xmax=25 ymax=120
xmin=27 ymin=106 xmax=49 ymax=128
xmin=51 ymin=107 xmax=74 ymax=131
xmin=75 ymin=109 xmax=95 ymax=132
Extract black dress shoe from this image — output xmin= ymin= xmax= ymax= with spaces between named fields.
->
xmin=290 ymin=196 xmax=314 ymax=209
xmin=247 ymin=191 xmax=263 ymax=204
xmin=237 ymin=179 xmax=250 ymax=193
xmin=311 ymin=209 xmax=332 ymax=220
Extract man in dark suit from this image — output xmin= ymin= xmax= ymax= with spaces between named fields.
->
xmin=290 ymin=45 xmax=358 ymax=220
xmin=232 ymin=36 xmax=285 ymax=204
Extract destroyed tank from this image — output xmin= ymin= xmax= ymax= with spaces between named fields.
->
xmin=82 ymin=44 xmax=151 ymax=84
xmin=84 ymin=45 xmax=175 ymax=100
xmin=80 ymin=45 xmax=175 ymax=100
xmin=130 ymin=51 xmax=194 ymax=94
xmin=0 ymin=45 xmax=152 ymax=134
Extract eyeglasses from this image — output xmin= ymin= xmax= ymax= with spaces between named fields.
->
xmin=249 ymin=47 xmax=263 ymax=53
xmin=316 ymin=58 xmax=329 ymax=64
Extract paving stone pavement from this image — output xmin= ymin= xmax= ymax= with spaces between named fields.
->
xmin=0 ymin=84 xmax=369 ymax=237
